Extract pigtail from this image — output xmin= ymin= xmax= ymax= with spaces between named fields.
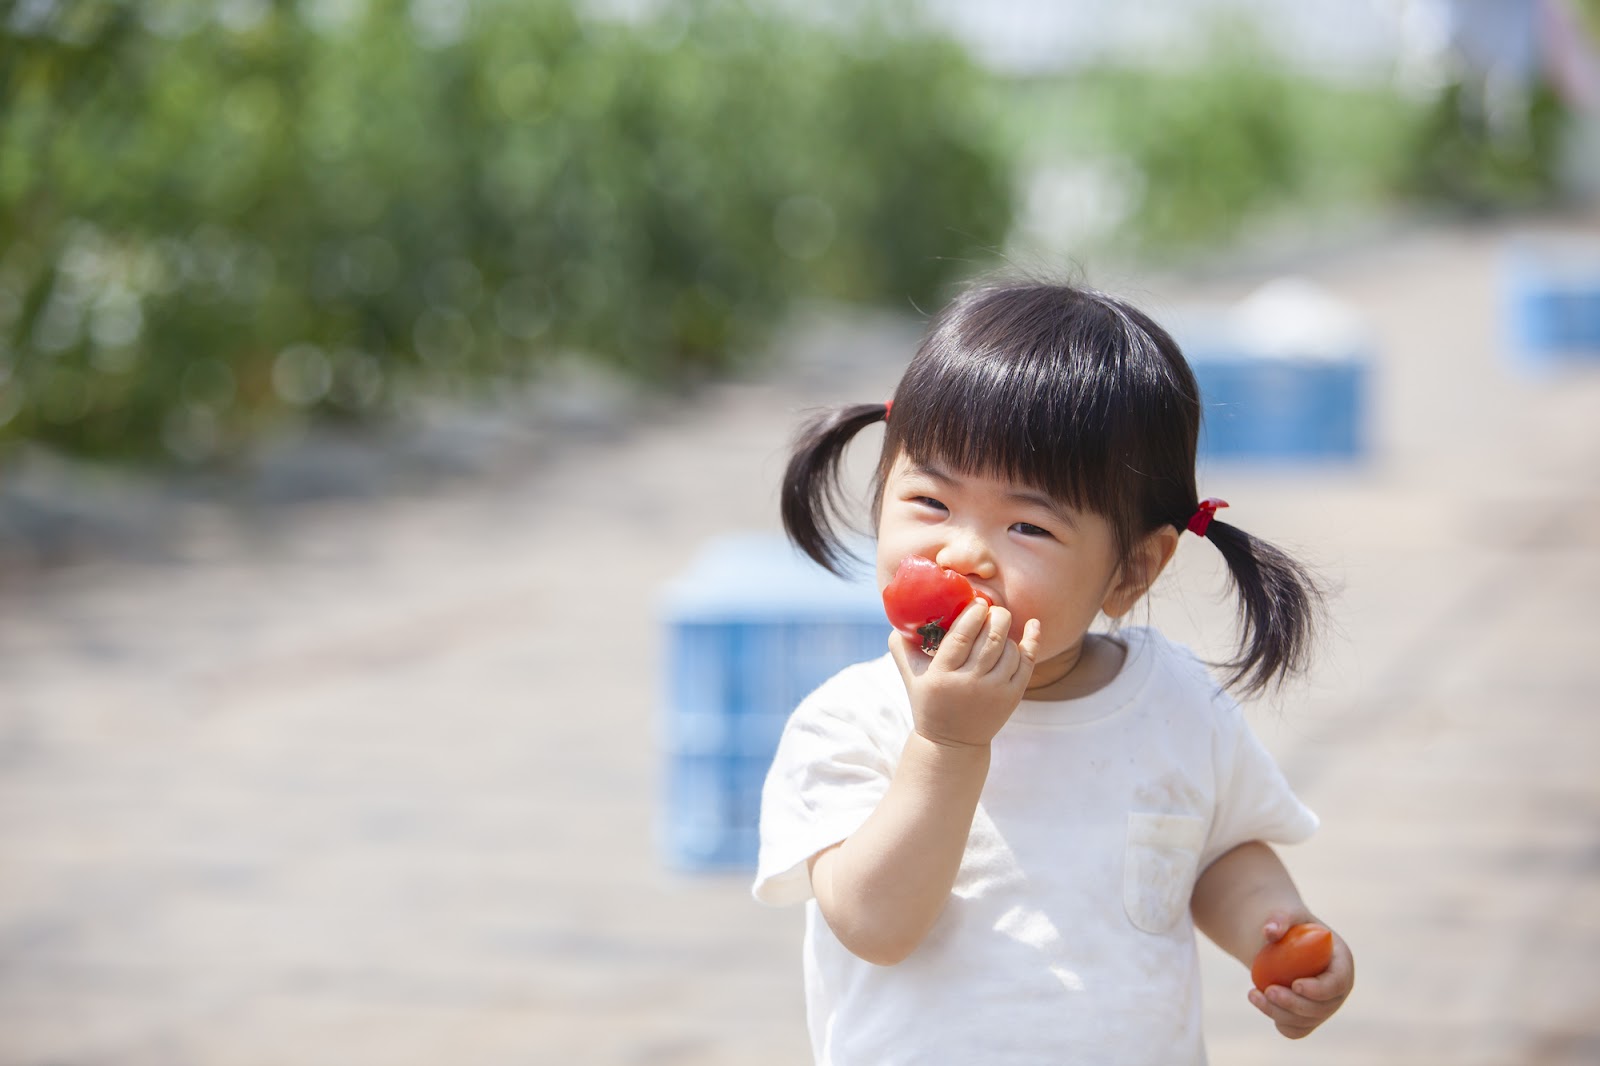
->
xmin=781 ymin=403 xmax=889 ymax=576
xmin=1203 ymin=520 xmax=1326 ymax=698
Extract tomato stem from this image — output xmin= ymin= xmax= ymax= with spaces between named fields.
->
xmin=917 ymin=621 xmax=947 ymax=654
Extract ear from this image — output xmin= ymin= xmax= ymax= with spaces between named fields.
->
xmin=1102 ymin=525 xmax=1180 ymax=619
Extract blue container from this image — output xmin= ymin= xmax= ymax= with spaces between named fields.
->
xmin=659 ymin=534 xmax=887 ymax=871
xmin=1171 ymin=288 xmax=1371 ymax=462
xmin=1504 ymin=243 xmax=1600 ymax=371
xmin=1189 ymin=354 xmax=1367 ymax=461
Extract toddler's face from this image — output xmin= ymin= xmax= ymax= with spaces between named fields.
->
xmin=875 ymin=451 xmax=1128 ymax=679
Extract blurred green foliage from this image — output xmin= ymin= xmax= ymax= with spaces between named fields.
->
xmin=998 ymin=32 xmax=1574 ymax=257
xmin=3 ymin=2 xmax=1590 ymax=465
xmin=1401 ymin=81 xmax=1568 ymax=212
xmin=0 ymin=0 xmax=1013 ymax=461
xmin=1008 ymin=57 xmax=1418 ymax=252
xmin=997 ymin=18 xmax=1580 ymax=256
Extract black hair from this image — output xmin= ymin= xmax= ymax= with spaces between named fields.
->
xmin=781 ymin=278 xmax=1323 ymax=697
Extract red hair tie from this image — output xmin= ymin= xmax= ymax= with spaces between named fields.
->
xmin=883 ymin=399 xmax=893 ymax=419
xmin=1186 ymin=498 xmax=1229 ymax=537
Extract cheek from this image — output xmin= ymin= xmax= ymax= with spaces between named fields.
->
xmin=997 ymin=588 xmax=1041 ymax=643
xmin=1002 ymin=581 xmax=1102 ymax=649
xmin=874 ymin=540 xmax=911 ymax=592
xmin=873 ymin=517 xmax=926 ymax=587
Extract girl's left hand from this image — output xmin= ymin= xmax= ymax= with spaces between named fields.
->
xmin=1248 ymin=912 xmax=1355 ymax=1039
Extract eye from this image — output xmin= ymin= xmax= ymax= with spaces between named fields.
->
xmin=911 ymin=495 xmax=948 ymax=513
xmin=1011 ymin=522 xmax=1054 ymax=539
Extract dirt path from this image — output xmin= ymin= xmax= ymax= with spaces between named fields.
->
xmin=3 ymin=222 xmax=1599 ymax=1065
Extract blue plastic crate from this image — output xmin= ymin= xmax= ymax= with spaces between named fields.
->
xmin=1171 ymin=284 xmax=1371 ymax=462
xmin=662 ymin=752 xmax=774 ymax=871
xmin=658 ymin=534 xmax=887 ymax=871
xmin=1504 ymin=242 xmax=1600 ymax=371
xmin=1190 ymin=355 xmax=1367 ymax=460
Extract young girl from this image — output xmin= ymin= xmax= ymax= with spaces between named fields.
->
xmin=752 ymin=280 xmax=1355 ymax=1064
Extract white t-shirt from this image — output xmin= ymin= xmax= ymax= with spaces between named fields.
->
xmin=752 ymin=627 xmax=1317 ymax=1066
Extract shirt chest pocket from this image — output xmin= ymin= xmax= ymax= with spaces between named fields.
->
xmin=1123 ymin=812 xmax=1207 ymax=934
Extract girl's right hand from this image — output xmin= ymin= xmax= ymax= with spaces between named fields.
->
xmin=888 ymin=599 xmax=1041 ymax=749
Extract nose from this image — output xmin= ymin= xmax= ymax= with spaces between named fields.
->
xmin=934 ymin=528 xmax=997 ymax=581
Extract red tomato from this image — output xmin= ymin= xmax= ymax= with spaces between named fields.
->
xmin=1251 ymin=923 xmax=1334 ymax=992
xmin=881 ymin=556 xmax=987 ymax=653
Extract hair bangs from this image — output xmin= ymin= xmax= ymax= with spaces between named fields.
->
xmin=887 ymin=361 xmax=1118 ymax=520
xmin=885 ymin=284 xmax=1168 ymax=528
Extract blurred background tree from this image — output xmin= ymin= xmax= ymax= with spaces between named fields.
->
xmin=997 ymin=31 xmax=1422 ymax=256
xmin=0 ymin=0 xmax=1013 ymax=462
xmin=2 ymin=0 xmax=1596 ymax=466
xmin=998 ymin=0 xmax=1598 ymax=262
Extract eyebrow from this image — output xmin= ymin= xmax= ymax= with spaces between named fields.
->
xmin=909 ymin=461 xmax=1080 ymax=530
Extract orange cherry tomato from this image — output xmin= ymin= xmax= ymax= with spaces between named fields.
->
xmin=1251 ymin=922 xmax=1333 ymax=992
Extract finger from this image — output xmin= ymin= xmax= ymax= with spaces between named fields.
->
xmin=993 ymin=637 xmax=1020 ymax=683
xmin=970 ymin=606 xmax=1012 ymax=671
xmin=1289 ymin=968 xmax=1348 ymax=1004
xmin=1005 ymin=620 xmax=1041 ymax=684
xmin=1247 ymin=989 xmax=1321 ymax=1039
xmin=1263 ymin=982 xmax=1333 ymax=1017
xmin=1017 ymin=618 xmax=1042 ymax=664
xmin=930 ymin=598 xmax=990 ymax=668
xmin=1257 ymin=981 xmax=1344 ymax=1041
xmin=1005 ymin=626 xmax=1037 ymax=686
xmin=1259 ymin=909 xmax=1307 ymax=945
xmin=1283 ymin=930 xmax=1353 ymax=1005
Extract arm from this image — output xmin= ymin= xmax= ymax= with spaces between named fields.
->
xmin=809 ymin=600 xmax=1039 ymax=966
xmin=808 ymin=733 xmax=988 ymax=965
xmin=1192 ymin=841 xmax=1355 ymax=1039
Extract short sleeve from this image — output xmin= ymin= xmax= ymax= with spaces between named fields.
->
xmin=751 ymin=660 xmax=904 ymax=907
xmin=1200 ymin=700 xmax=1319 ymax=871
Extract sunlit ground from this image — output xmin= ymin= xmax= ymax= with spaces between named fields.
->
xmin=2 ymin=212 xmax=1599 ymax=1064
